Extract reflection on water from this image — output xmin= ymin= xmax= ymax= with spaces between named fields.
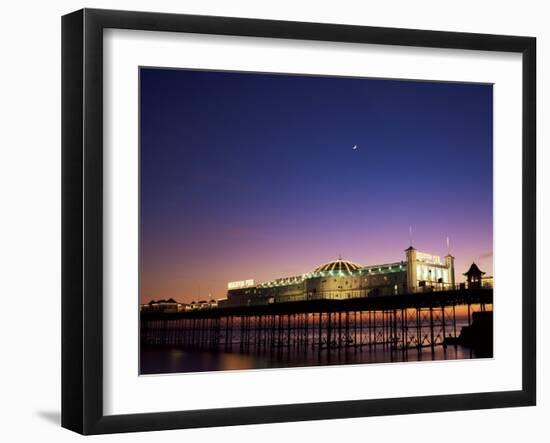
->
xmin=140 ymin=344 xmax=482 ymax=375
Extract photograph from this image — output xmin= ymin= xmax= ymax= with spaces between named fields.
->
xmin=0 ymin=0 xmax=543 ymax=439
xmin=139 ymin=68 xmax=494 ymax=375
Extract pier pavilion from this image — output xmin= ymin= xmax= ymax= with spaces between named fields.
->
xmin=219 ymin=246 xmax=456 ymax=307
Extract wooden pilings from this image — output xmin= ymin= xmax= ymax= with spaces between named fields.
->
xmin=141 ymin=303 xmax=492 ymax=354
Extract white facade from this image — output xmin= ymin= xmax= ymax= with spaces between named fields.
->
xmin=220 ymin=246 xmax=455 ymax=307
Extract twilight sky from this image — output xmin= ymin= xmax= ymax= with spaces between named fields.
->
xmin=140 ymin=68 xmax=493 ymax=304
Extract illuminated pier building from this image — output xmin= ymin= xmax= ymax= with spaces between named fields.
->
xmin=219 ymin=246 xmax=456 ymax=307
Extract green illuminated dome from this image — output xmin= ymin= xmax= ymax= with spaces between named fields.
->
xmin=314 ymin=258 xmax=363 ymax=274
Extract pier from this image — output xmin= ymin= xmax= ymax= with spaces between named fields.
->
xmin=141 ymin=288 xmax=493 ymax=354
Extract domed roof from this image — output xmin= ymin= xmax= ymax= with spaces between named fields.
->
xmin=314 ymin=257 xmax=363 ymax=274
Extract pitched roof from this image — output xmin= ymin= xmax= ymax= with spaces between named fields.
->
xmin=463 ymin=262 xmax=486 ymax=276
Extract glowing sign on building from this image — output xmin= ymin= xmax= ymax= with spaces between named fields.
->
xmin=227 ymin=279 xmax=255 ymax=290
xmin=416 ymin=251 xmax=441 ymax=265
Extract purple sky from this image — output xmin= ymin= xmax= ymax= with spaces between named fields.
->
xmin=140 ymin=68 xmax=493 ymax=304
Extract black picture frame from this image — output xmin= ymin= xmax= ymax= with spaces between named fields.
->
xmin=62 ymin=8 xmax=536 ymax=435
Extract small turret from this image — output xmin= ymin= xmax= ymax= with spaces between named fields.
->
xmin=463 ymin=263 xmax=485 ymax=289
xmin=445 ymin=254 xmax=455 ymax=287
xmin=405 ymin=245 xmax=417 ymax=293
